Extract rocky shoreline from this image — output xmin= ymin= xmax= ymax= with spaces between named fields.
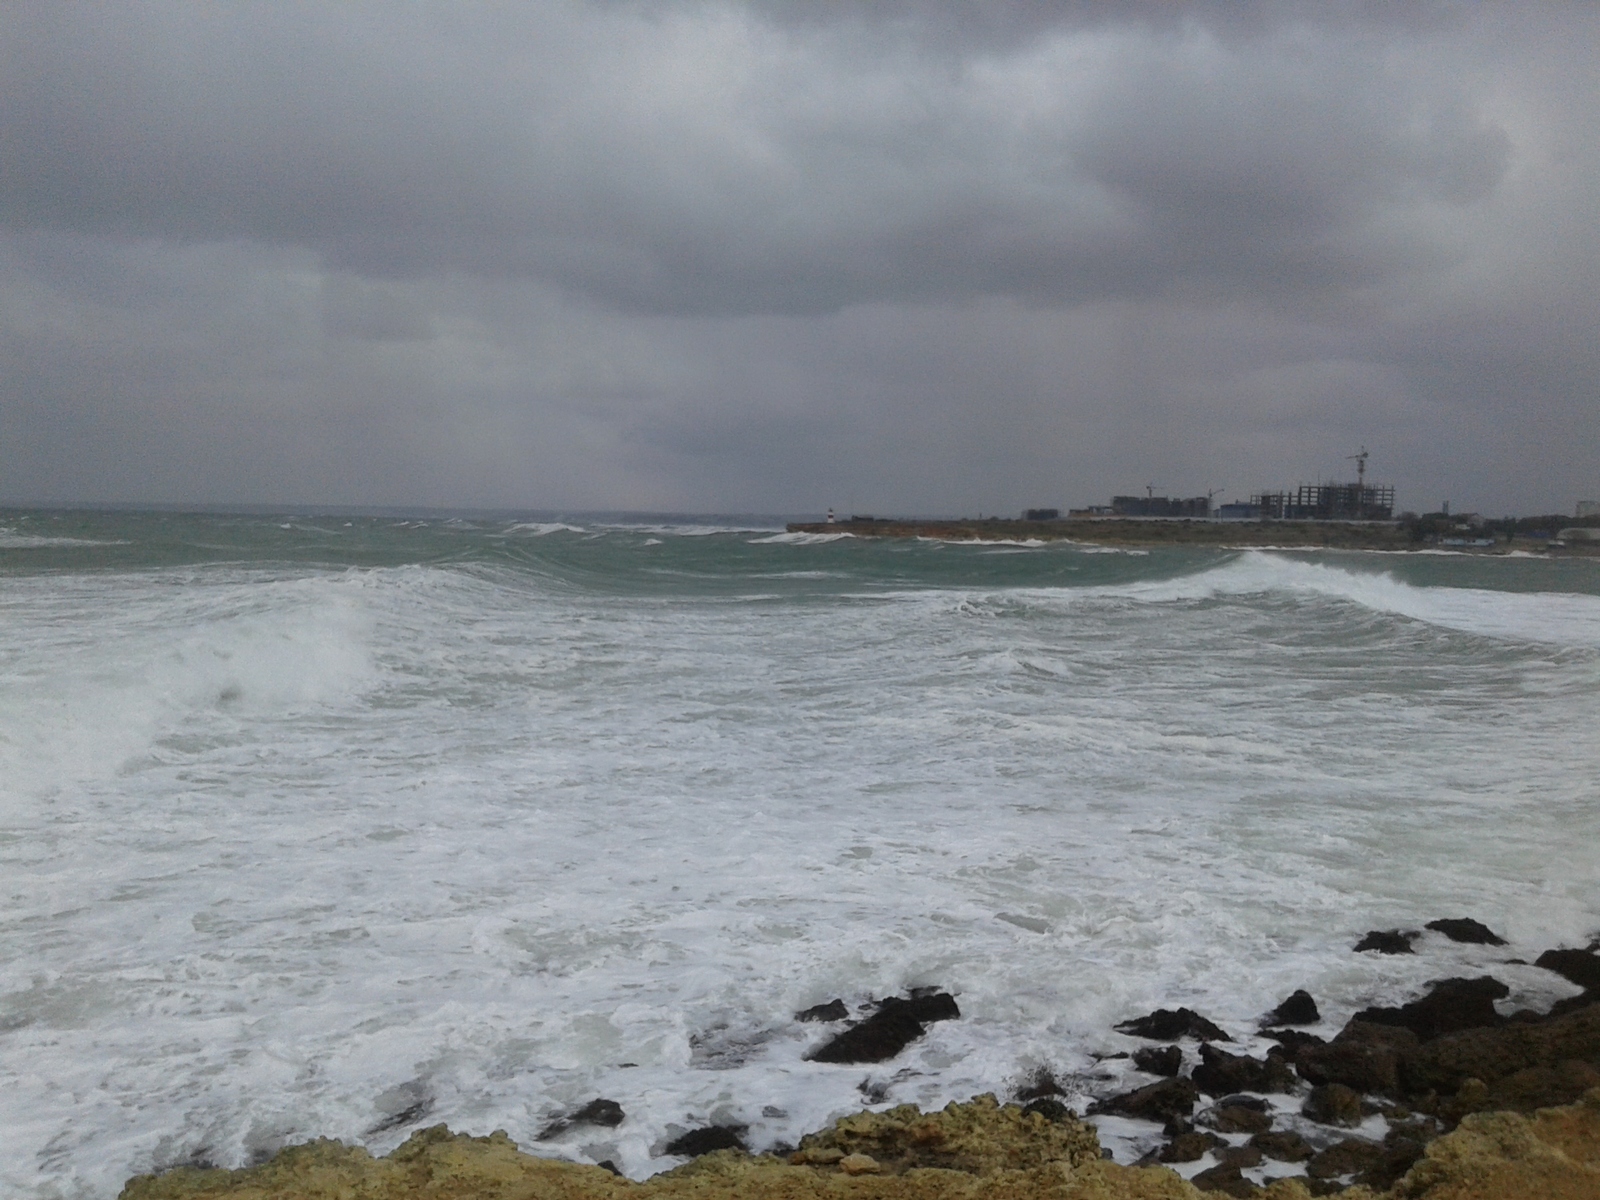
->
xmin=120 ymin=922 xmax=1600 ymax=1199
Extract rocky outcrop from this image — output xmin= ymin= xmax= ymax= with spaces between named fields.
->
xmin=1298 ymin=1021 xmax=1419 ymax=1096
xmin=1190 ymin=1044 xmax=1296 ymax=1097
xmin=1424 ymin=919 xmax=1506 ymax=946
xmin=1265 ymin=990 xmax=1321 ymax=1027
xmin=1352 ymin=977 xmax=1508 ymax=1043
xmin=117 ymin=1088 xmax=1600 ymax=1200
xmin=808 ymin=991 xmax=960 ymax=1064
xmin=1115 ymin=1008 xmax=1232 ymax=1042
xmin=1401 ymin=1000 xmax=1600 ymax=1102
xmin=1355 ymin=931 xmax=1419 ymax=955
xmin=539 ymin=1098 xmax=626 ymax=1140
xmin=1537 ymin=949 xmax=1600 ymax=992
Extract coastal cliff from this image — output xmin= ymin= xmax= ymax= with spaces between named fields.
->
xmin=120 ymin=1088 xmax=1600 ymax=1200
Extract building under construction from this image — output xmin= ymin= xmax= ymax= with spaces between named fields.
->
xmin=1249 ymin=481 xmax=1396 ymax=520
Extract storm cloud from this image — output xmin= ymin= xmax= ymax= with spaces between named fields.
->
xmin=1 ymin=1 xmax=1595 ymax=513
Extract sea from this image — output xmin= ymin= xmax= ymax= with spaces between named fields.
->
xmin=2 ymin=508 xmax=1598 ymax=1197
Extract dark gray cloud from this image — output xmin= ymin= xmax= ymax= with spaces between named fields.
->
xmin=0 ymin=1 xmax=1595 ymax=513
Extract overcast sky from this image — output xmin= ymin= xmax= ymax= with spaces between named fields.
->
xmin=2 ymin=2 xmax=1595 ymax=515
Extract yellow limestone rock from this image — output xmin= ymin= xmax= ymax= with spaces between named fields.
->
xmin=116 ymin=1089 xmax=1600 ymax=1200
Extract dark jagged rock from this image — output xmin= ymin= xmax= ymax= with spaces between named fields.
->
xmin=1132 ymin=1044 xmax=1182 ymax=1076
xmin=1354 ymin=929 xmax=1418 ymax=954
xmin=894 ymin=990 xmax=961 ymax=1022
xmin=1426 ymin=918 xmax=1507 ymax=945
xmin=807 ymin=992 xmax=958 ymax=1064
xmin=1217 ymin=1144 xmax=1263 ymax=1169
xmin=1158 ymin=1130 xmax=1223 ymax=1162
xmin=1536 ymin=948 xmax=1600 ymax=991
xmin=1547 ymin=991 xmax=1600 ymax=1019
xmin=1261 ymin=1029 xmax=1325 ymax=1062
xmin=1113 ymin=1007 xmax=1231 ymax=1042
xmin=1482 ymin=1059 xmax=1600 ymax=1113
xmin=1190 ymin=1043 xmax=1296 ymax=1097
xmin=595 ymin=1159 xmax=622 ymax=1176
xmin=1214 ymin=1094 xmax=1268 ymax=1111
xmin=537 ymin=1097 xmax=626 ymax=1139
xmin=1014 ymin=1068 xmax=1064 ymax=1101
xmin=1401 ymin=998 xmax=1600 ymax=1098
xmin=1092 ymin=1076 xmax=1200 ymax=1122
xmin=663 ymin=1125 xmax=747 ymax=1157
xmin=1306 ymin=1137 xmax=1383 ymax=1180
xmin=1296 ymin=1020 xmax=1418 ymax=1096
xmin=1301 ymin=1082 xmax=1363 ymax=1127
xmin=1020 ymin=1096 xmax=1075 ymax=1122
xmin=1356 ymin=1135 xmax=1428 ymax=1191
xmin=1265 ymin=989 xmax=1320 ymax=1026
xmin=1188 ymin=1161 xmax=1255 ymax=1197
xmin=1250 ymin=1129 xmax=1314 ymax=1162
xmin=795 ymin=999 xmax=848 ymax=1023
xmin=1197 ymin=1103 xmax=1272 ymax=1135
xmin=1353 ymin=975 xmax=1509 ymax=1042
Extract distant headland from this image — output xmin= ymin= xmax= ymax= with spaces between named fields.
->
xmin=787 ymin=513 xmax=1600 ymax=553
xmin=794 ymin=454 xmax=1600 ymax=551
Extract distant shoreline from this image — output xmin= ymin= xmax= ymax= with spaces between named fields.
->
xmin=787 ymin=518 xmax=1430 ymax=551
xmin=786 ymin=518 xmax=1600 ymax=554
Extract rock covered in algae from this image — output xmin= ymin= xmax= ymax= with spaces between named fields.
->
xmin=117 ymin=1088 xmax=1600 ymax=1200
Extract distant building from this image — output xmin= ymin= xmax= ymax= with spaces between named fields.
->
xmin=1067 ymin=505 xmax=1115 ymax=517
xmin=1217 ymin=502 xmax=1260 ymax=520
xmin=1024 ymin=508 xmax=1060 ymax=521
xmin=1250 ymin=481 xmax=1394 ymax=520
xmin=1110 ymin=495 xmax=1211 ymax=518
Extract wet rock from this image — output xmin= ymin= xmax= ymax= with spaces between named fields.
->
xmin=1250 ymin=1129 xmax=1314 ymax=1162
xmin=1353 ymin=975 xmax=1509 ymax=1042
xmin=1191 ymin=1043 xmax=1296 ymax=1097
xmin=1426 ymin=918 xmax=1507 ymax=945
xmin=1297 ymin=1020 xmax=1418 ymax=1095
xmin=1301 ymin=1082 xmax=1364 ymax=1127
xmin=1536 ymin=948 xmax=1600 ymax=991
xmin=1217 ymin=1144 xmax=1263 ymax=1169
xmin=1265 ymin=989 xmax=1320 ymax=1026
xmin=537 ymin=1098 xmax=625 ymax=1140
xmin=1188 ymin=1161 xmax=1256 ymax=1197
xmin=1019 ymin=1097 xmax=1075 ymax=1122
xmin=1306 ymin=1136 xmax=1383 ymax=1180
xmin=1158 ymin=1130 xmax=1223 ymax=1162
xmin=1260 ymin=1029 xmax=1325 ymax=1062
xmin=1546 ymin=991 xmax=1600 ymax=1019
xmin=595 ymin=1159 xmax=621 ymax=1176
xmin=1484 ymin=1059 xmax=1600 ymax=1113
xmin=1401 ymin=999 xmax=1600 ymax=1098
xmin=1354 ymin=1133 xmax=1428 ymax=1190
xmin=1092 ymin=1076 xmax=1200 ymax=1122
xmin=808 ymin=992 xmax=958 ymax=1064
xmin=1198 ymin=1103 xmax=1272 ymax=1135
xmin=663 ymin=1125 xmax=748 ymax=1157
xmin=795 ymin=999 xmax=848 ymax=1023
xmin=1132 ymin=1044 xmax=1182 ymax=1076
xmin=1013 ymin=1067 xmax=1064 ymax=1101
xmin=1354 ymin=929 xmax=1418 ymax=954
xmin=1113 ymin=1007 xmax=1232 ymax=1042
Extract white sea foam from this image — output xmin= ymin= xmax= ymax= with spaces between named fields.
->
xmin=1 ymin=537 xmax=1596 ymax=1197
xmin=747 ymin=531 xmax=855 ymax=544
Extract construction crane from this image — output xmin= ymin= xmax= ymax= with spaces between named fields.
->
xmin=1347 ymin=447 xmax=1369 ymax=490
